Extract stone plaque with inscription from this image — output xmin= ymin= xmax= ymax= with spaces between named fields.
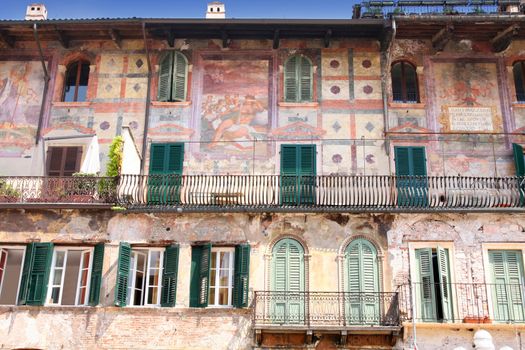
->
xmin=440 ymin=106 xmax=501 ymax=133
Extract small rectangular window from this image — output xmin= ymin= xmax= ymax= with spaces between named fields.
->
xmin=126 ymin=248 xmax=164 ymax=306
xmin=0 ymin=247 xmax=25 ymax=305
xmin=46 ymin=247 xmax=93 ymax=306
xmin=208 ymin=247 xmax=235 ymax=307
xmin=47 ymin=146 xmax=82 ymax=176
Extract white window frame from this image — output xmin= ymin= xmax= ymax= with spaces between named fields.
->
xmin=408 ymin=241 xmax=457 ymax=321
xmin=0 ymin=245 xmax=26 ymax=306
xmin=208 ymin=247 xmax=235 ymax=308
xmin=481 ymin=243 xmax=525 ymax=321
xmin=127 ymin=248 xmax=164 ymax=307
xmin=46 ymin=247 xmax=93 ymax=306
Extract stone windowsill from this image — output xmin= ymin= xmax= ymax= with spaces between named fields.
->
xmin=151 ymin=101 xmax=192 ymax=107
xmin=278 ymin=102 xmax=319 ymax=108
xmin=512 ymin=102 xmax=525 ymax=108
xmin=52 ymin=101 xmax=92 ymax=108
xmin=388 ymin=101 xmax=426 ymax=109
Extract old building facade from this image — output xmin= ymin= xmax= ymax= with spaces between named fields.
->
xmin=1 ymin=2 xmax=525 ymax=349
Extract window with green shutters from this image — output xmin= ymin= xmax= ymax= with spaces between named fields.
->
xmin=512 ymin=144 xmax=525 ymax=206
xmin=148 ymin=143 xmax=184 ymax=204
xmin=88 ymin=243 xmax=104 ymax=306
xmin=284 ymin=55 xmax=313 ymax=103
xmin=345 ymin=239 xmax=379 ymax=324
xmin=190 ymin=243 xmax=250 ymax=308
xmin=414 ymin=247 xmax=453 ymax=322
xmin=488 ymin=250 xmax=525 ymax=322
xmin=271 ymin=238 xmax=305 ymax=323
xmin=161 ymin=244 xmax=180 ymax=307
xmin=18 ymin=242 xmax=53 ymax=306
xmin=280 ymin=144 xmax=316 ymax=205
xmin=394 ymin=146 xmax=428 ymax=207
xmin=158 ymin=51 xmax=188 ymax=102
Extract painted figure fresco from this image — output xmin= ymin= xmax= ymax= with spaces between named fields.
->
xmin=0 ymin=61 xmax=44 ymax=157
xmin=200 ymin=59 xmax=270 ymax=156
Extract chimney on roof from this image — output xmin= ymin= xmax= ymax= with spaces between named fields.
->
xmin=25 ymin=3 xmax=48 ymax=20
xmin=206 ymin=2 xmax=226 ymax=19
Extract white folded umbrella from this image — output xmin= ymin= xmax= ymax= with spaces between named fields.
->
xmin=80 ymin=135 xmax=101 ymax=174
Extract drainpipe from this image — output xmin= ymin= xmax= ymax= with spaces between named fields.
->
xmin=140 ymin=21 xmax=152 ymax=174
xmin=380 ymin=18 xmax=396 ymax=174
xmin=33 ymin=23 xmax=50 ymax=145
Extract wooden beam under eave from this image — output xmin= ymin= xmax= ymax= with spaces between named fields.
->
xmin=221 ymin=30 xmax=229 ymax=48
xmin=324 ymin=29 xmax=332 ymax=49
xmin=273 ymin=30 xmax=280 ymax=50
xmin=166 ymin=29 xmax=175 ymax=48
xmin=0 ymin=31 xmax=15 ymax=49
xmin=491 ymin=24 xmax=520 ymax=53
xmin=432 ymin=23 xmax=454 ymax=52
xmin=109 ymin=28 xmax=122 ymax=49
xmin=54 ymin=27 xmax=69 ymax=48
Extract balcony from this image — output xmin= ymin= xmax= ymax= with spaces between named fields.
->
xmin=118 ymin=174 xmax=525 ymax=213
xmin=398 ymin=282 xmax=525 ymax=324
xmin=252 ymin=291 xmax=401 ymax=345
xmin=0 ymin=176 xmax=118 ymax=209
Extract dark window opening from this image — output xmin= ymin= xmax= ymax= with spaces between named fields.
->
xmin=513 ymin=61 xmax=525 ymax=103
xmin=46 ymin=146 xmax=82 ymax=177
xmin=391 ymin=61 xmax=419 ymax=103
xmin=431 ymin=250 xmax=445 ymax=321
xmin=63 ymin=61 xmax=90 ymax=102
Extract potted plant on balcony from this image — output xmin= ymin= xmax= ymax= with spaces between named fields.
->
xmin=98 ymin=136 xmax=123 ymax=202
xmin=0 ymin=180 xmax=20 ymax=203
xmin=68 ymin=172 xmax=98 ymax=203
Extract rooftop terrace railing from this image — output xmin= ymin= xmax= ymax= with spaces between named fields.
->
xmin=117 ymin=174 xmax=525 ymax=212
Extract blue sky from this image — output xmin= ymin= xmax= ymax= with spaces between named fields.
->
xmin=0 ymin=0 xmax=359 ymax=20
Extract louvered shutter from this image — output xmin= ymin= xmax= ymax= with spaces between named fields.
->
xmin=172 ymin=52 xmax=187 ymax=102
xmin=190 ymin=244 xmax=211 ymax=308
xmin=167 ymin=144 xmax=184 ymax=175
xmin=284 ymin=56 xmax=298 ymax=102
xmin=149 ymin=144 xmax=167 ymax=175
xmin=114 ymin=242 xmax=131 ymax=307
xmin=415 ymin=248 xmax=437 ymax=321
xmin=489 ymin=250 xmax=525 ymax=322
xmin=437 ymin=246 xmax=453 ymax=321
xmin=233 ymin=244 xmax=250 ymax=308
xmin=513 ymin=144 xmax=525 ymax=177
xmin=18 ymin=243 xmax=34 ymax=305
xmin=411 ymin=147 xmax=427 ymax=176
xmin=161 ymin=244 xmax=179 ymax=307
xmin=395 ymin=146 xmax=427 ymax=207
xmin=299 ymin=145 xmax=315 ymax=204
xmin=281 ymin=145 xmax=298 ymax=204
xmin=158 ymin=53 xmax=173 ymax=102
xmin=347 ymin=243 xmax=360 ymax=293
xmin=299 ymin=56 xmax=313 ymax=102
xmin=394 ymin=147 xmax=410 ymax=176
xmin=88 ymin=243 xmax=105 ymax=306
xmin=23 ymin=243 xmax=53 ymax=306
xmin=47 ymin=147 xmax=64 ymax=176
xmin=148 ymin=143 xmax=184 ymax=204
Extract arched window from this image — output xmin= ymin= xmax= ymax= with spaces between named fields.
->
xmin=271 ymin=238 xmax=305 ymax=323
xmin=284 ymin=55 xmax=313 ymax=103
xmin=158 ymin=52 xmax=188 ymax=102
xmin=63 ymin=61 xmax=90 ymax=102
xmin=345 ymin=238 xmax=380 ymax=324
xmin=391 ymin=61 xmax=419 ymax=103
xmin=513 ymin=61 xmax=525 ymax=102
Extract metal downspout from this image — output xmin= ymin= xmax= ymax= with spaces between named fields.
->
xmin=33 ymin=23 xmax=50 ymax=145
xmin=381 ymin=18 xmax=396 ymax=174
xmin=141 ymin=21 xmax=152 ymax=174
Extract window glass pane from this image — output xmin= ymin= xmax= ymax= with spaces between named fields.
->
xmin=514 ymin=62 xmax=525 ymax=102
xmin=76 ymin=85 xmax=88 ymax=102
xmin=220 ymin=252 xmax=230 ymax=268
xmin=55 ymin=251 xmax=65 ymax=267
xmin=211 ymin=252 xmax=217 ymax=269
xmin=150 ymin=251 xmax=161 ymax=269
xmin=219 ymin=269 xmax=229 ymax=287
xmin=208 ymin=287 xmax=215 ymax=305
xmin=404 ymin=64 xmax=418 ymax=102
xmin=63 ymin=62 xmax=78 ymax=102
xmin=218 ymin=288 xmax=228 ymax=305
xmin=391 ymin=63 xmax=403 ymax=101
xmin=51 ymin=287 xmax=60 ymax=303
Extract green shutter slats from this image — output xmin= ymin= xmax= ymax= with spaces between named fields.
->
xmin=149 ymin=144 xmax=167 ymax=174
xmin=233 ymin=244 xmax=251 ymax=308
xmin=437 ymin=247 xmax=453 ymax=321
xmin=88 ymin=243 xmax=105 ymax=306
xmin=411 ymin=147 xmax=427 ymax=176
xmin=148 ymin=143 xmax=184 ymax=204
xmin=395 ymin=146 xmax=428 ymax=207
xmin=114 ymin=242 xmax=131 ymax=307
xmin=415 ymin=248 xmax=437 ymax=321
xmin=347 ymin=243 xmax=360 ymax=293
xmin=167 ymin=144 xmax=184 ymax=174
xmin=158 ymin=53 xmax=174 ymax=102
xmin=281 ymin=146 xmax=297 ymax=175
xmin=299 ymin=56 xmax=313 ymax=102
xmin=18 ymin=243 xmax=35 ymax=305
xmin=190 ymin=244 xmax=211 ymax=308
xmin=172 ymin=52 xmax=188 ymax=102
xmin=513 ymin=143 xmax=525 ymax=177
xmin=394 ymin=147 xmax=410 ymax=176
xmin=284 ymin=56 xmax=298 ymax=102
xmin=25 ymin=243 xmax=53 ymax=306
xmin=280 ymin=145 xmax=316 ymax=205
xmin=161 ymin=244 xmax=180 ymax=307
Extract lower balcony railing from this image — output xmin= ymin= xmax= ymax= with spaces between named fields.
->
xmin=253 ymin=291 xmax=400 ymax=328
xmin=118 ymin=174 xmax=525 ymax=211
xmin=399 ymin=283 xmax=525 ymax=324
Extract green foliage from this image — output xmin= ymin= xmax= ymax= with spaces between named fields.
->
xmin=72 ymin=172 xmax=97 ymax=194
xmin=106 ymin=136 xmax=124 ymax=177
xmin=0 ymin=180 xmax=20 ymax=197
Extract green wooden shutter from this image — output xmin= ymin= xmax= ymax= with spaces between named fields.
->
xmin=281 ymin=145 xmax=298 ymax=204
xmin=284 ymin=56 xmax=298 ymax=102
xmin=18 ymin=243 xmax=53 ymax=306
xmin=395 ymin=146 xmax=427 ymax=207
xmin=299 ymin=56 xmax=313 ymax=102
xmin=114 ymin=242 xmax=131 ymax=307
xmin=394 ymin=147 xmax=410 ymax=176
xmin=172 ymin=52 xmax=187 ymax=102
xmin=437 ymin=247 xmax=453 ymax=321
xmin=190 ymin=244 xmax=211 ymax=308
xmin=88 ymin=243 xmax=105 ymax=306
xmin=148 ymin=143 xmax=184 ymax=204
xmin=233 ymin=244 xmax=250 ymax=308
xmin=150 ymin=144 xmax=167 ymax=174
xmin=489 ymin=250 xmax=525 ymax=322
xmin=513 ymin=143 xmax=525 ymax=177
xmin=411 ymin=147 xmax=427 ymax=176
xmin=415 ymin=248 xmax=437 ymax=321
xmin=161 ymin=244 xmax=179 ymax=307
xmin=158 ymin=52 xmax=173 ymax=102
xmin=299 ymin=145 xmax=316 ymax=204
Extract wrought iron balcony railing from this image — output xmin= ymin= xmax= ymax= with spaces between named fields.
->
xmin=253 ymin=291 xmax=400 ymax=328
xmin=0 ymin=176 xmax=118 ymax=207
xmin=399 ymin=282 xmax=525 ymax=323
xmin=118 ymin=174 xmax=525 ymax=212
